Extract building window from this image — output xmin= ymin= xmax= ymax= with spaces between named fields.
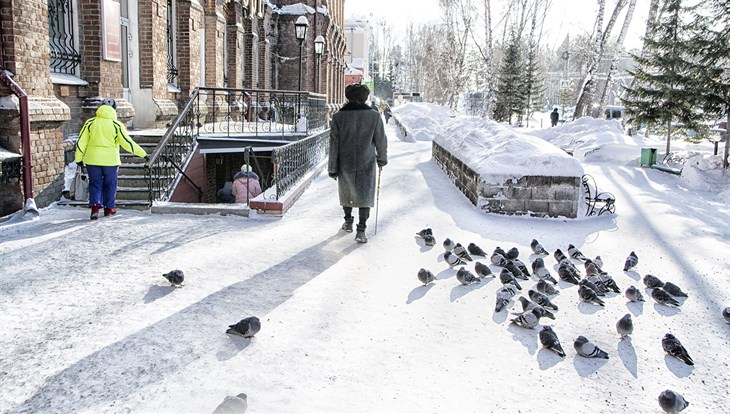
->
xmin=48 ymin=0 xmax=82 ymax=74
xmin=166 ymin=0 xmax=179 ymax=85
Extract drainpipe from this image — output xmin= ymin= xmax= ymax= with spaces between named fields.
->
xmin=0 ymin=35 xmax=37 ymax=215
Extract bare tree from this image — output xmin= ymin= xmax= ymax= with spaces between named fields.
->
xmin=596 ymin=0 xmax=636 ymax=116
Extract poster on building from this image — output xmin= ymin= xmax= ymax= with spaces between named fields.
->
xmin=101 ymin=0 xmax=122 ymax=62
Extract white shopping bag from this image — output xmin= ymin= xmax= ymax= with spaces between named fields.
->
xmin=73 ymin=166 xmax=89 ymax=201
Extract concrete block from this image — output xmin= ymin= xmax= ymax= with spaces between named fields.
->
xmin=554 ymin=187 xmax=578 ymax=201
xmin=526 ymin=200 xmax=550 ymax=213
xmin=549 ymin=201 xmax=577 ymax=218
xmin=511 ymin=187 xmax=532 ymax=200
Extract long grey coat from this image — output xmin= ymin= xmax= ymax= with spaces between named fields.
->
xmin=328 ymin=103 xmax=388 ymax=208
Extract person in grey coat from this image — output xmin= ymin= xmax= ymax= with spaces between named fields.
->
xmin=328 ymin=84 xmax=388 ymax=243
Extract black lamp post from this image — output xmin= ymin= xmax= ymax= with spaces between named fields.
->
xmin=294 ymin=16 xmax=309 ymax=92
xmin=314 ymin=35 xmax=325 ymax=94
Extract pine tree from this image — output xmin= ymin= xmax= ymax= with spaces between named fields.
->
xmin=493 ymin=30 xmax=524 ymax=124
xmin=621 ymin=0 xmax=699 ymax=156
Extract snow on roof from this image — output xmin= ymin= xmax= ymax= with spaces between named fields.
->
xmin=344 ymin=66 xmax=362 ymax=75
xmin=275 ymin=3 xmax=314 ymax=15
xmin=434 ymin=117 xmax=584 ymax=179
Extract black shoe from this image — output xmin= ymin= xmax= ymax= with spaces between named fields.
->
xmin=342 ymin=219 xmax=354 ymax=232
xmin=355 ymin=230 xmax=368 ymax=243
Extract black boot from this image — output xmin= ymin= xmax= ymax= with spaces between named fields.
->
xmin=341 ymin=217 xmax=354 ymax=232
xmin=355 ymin=223 xmax=367 ymax=243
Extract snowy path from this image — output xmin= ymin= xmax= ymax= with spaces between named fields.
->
xmin=1 ymin=120 xmax=728 ymax=413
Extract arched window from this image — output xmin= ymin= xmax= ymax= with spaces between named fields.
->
xmin=166 ymin=0 xmax=179 ymax=85
xmin=48 ymin=0 xmax=82 ymax=74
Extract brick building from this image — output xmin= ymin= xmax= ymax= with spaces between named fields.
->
xmin=0 ymin=0 xmax=347 ymax=216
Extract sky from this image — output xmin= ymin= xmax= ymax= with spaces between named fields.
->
xmin=1 ymin=103 xmax=729 ymax=413
xmin=345 ymin=0 xmax=651 ymax=50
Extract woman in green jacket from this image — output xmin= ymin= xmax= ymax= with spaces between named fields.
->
xmin=74 ymin=99 xmax=148 ymax=219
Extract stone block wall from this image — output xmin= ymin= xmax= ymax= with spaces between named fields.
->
xmin=432 ymin=142 xmax=580 ymax=218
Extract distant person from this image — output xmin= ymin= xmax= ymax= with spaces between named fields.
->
xmin=258 ymin=106 xmax=271 ymax=121
xmin=328 ymin=83 xmax=388 ymax=244
xmin=550 ymin=108 xmax=559 ymax=127
xmin=75 ymin=98 xmax=148 ymax=220
xmin=217 ymin=181 xmax=235 ymax=203
xmin=383 ymin=106 xmax=392 ymax=124
xmin=232 ymin=164 xmax=262 ymax=204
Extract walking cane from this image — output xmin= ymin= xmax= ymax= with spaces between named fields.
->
xmin=374 ymin=166 xmax=382 ymax=235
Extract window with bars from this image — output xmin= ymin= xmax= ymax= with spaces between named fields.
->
xmin=48 ymin=0 xmax=82 ymax=74
xmin=166 ymin=0 xmax=179 ymax=85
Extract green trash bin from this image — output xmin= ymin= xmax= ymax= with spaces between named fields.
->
xmin=640 ymin=147 xmax=658 ymax=167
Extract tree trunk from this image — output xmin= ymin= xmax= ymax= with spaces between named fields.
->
xmin=597 ymin=0 xmax=636 ymax=115
xmin=725 ymin=111 xmax=729 ymax=169
xmin=482 ymin=0 xmax=494 ymax=118
xmin=665 ymin=118 xmax=672 ymax=157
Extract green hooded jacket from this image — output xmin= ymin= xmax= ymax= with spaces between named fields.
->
xmin=75 ymin=104 xmax=146 ymax=166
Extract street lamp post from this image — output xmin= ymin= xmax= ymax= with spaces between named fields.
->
xmin=294 ymin=16 xmax=309 ymax=128
xmin=314 ymin=35 xmax=325 ymax=94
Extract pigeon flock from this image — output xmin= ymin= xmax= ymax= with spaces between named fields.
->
xmin=414 ymin=228 xmax=729 ymax=413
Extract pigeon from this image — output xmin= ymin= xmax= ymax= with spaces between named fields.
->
xmin=662 ymin=333 xmax=694 ymax=365
xmin=643 ymin=274 xmax=665 ymax=289
xmin=616 ymin=313 xmax=634 ymax=339
xmin=553 ymin=249 xmax=567 ymax=263
xmin=212 ymin=393 xmax=248 ymax=414
xmin=423 ymin=235 xmax=436 ymax=246
xmin=444 ymin=251 xmax=466 ymax=267
xmin=511 ymin=258 xmax=531 ymax=277
xmin=505 ymin=261 xmax=528 ymax=280
xmin=558 ymin=262 xmax=581 ymax=284
xmin=510 ymin=308 xmax=542 ymax=329
xmin=506 ymin=247 xmax=520 ymax=260
xmin=443 ymin=238 xmax=455 ymax=252
xmin=453 ymin=243 xmax=473 ymax=261
xmin=584 ymin=261 xmax=601 ymax=277
xmin=567 ymin=244 xmax=587 ymax=261
xmin=528 ymin=289 xmax=558 ymax=310
xmin=494 ymin=246 xmax=508 ymax=257
xmin=574 ymin=335 xmax=609 ymax=359
xmin=517 ymin=297 xmax=556 ymax=320
xmin=652 ymin=287 xmax=680 ymax=307
xmin=539 ymin=326 xmax=566 ymax=357
xmin=623 ymin=251 xmax=638 ymax=271
xmin=662 ymin=281 xmax=688 ymax=298
xmin=596 ymin=273 xmax=621 ymax=293
xmin=417 ymin=268 xmax=436 ymax=286
xmin=456 ymin=267 xmax=481 ymax=285
xmin=658 ymin=390 xmax=689 ymax=413
xmin=495 ymin=283 xmax=519 ymax=312
xmin=580 ymin=279 xmax=606 ymax=296
xmin=532 ymin=258 xmax=559 ymax=285
xmin=536 ymin=279 xmax=560 ymax=296
xmin=490 ymin=251 xmax=509 ymax=267
xmin=625 ymin=285 xmax=645 ymax=302
xmin=226 ymin=316 xmax=261 ymax=338
xmin=593 ymin=255 xmax=604 ymax=269
xmin=499 ymin=268 xmax=522 ymax=290
xmin=162 ymin=269 xmax=185 ymax=287
xmin=530 ymin=239 xmax=549 ymax=255
xmin=724 ymin=307 xmax=730 ymax=323
xmin=474 ymin=261 xmax=493 ymax=278
xmin=467 ymin=242 xmax=488 ymax=257
xmin=416 ymin=228 xmax=433 ymax=239
xmin=578 ymin=285 xmax=605 ymax=306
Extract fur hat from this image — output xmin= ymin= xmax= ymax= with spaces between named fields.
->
xmin=240 ymin=164 xmax=251 ymax=173
xmin=345 ymin=83 xmax=370 ymax=104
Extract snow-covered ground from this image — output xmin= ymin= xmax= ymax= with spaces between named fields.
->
xmin=1 ymin=103 xmax=729 ymax=413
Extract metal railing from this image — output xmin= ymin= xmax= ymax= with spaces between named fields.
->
xmin=271 ymin=129 xmax=329 ymax=199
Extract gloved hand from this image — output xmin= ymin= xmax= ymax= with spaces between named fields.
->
xmin=144 ymin=154 xmax=151 ymax=162
xmin=329 ymin=172 xmax=337 ymax=180
xmin=76 ymin=161 xmax=84 ymax=168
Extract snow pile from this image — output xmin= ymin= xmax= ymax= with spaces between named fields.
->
xmin=525 ymin=117 xmax=645 ymax=164
xmin=679 ymin=154 xmax=730 ymax=202
xmin=434 ymin=117 xmax=584 ymax=179
xmin=391 ymin=102 xmax=456 ymax=141
xmin=274 ymin=3 xmax=314 ymax=15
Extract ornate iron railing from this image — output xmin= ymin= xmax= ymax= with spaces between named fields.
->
xmin=271 ymin=129 xmax=329 ymax=199
xmin=48 ymin=0 xmax=82 ymax=74
xmin=166 ymin=0 xmax=178 ymax=85
xmin=1 ymin=156 xmax=22 ymax=184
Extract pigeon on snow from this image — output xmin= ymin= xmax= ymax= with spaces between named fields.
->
xmin=623 ymin=251 xmax=639 ymax=271
xmin=417 ymin=268 xmax=436 ymax=286
xmin=553 ymin=249 xmax=567 ymax=263
xmin=456 ymin=267 xmax=481 ymax=285
xmin=453 ymin=243 xmax=473 ymax=261
xmin=595 ymin=273 xmax=621 ymax=293
xmin=578 ymin=285 xmax=605 ymax=307
xmin=517 ymin=297 xmax=555 ymax=320
xmin=443 ymin=238 xmax=456 ymax=252
xmin=499 ymin=269 xmax=522 ymax=290
xmin=724 ymin=307 xmax=730 ymax=324
xmin=662 ymin=333 xmax=694 ymax=366
xmin=505 ymin=261 xmax=528 ymax=280
xmin=652 ymin=287 xmax=680 ymax=307
xmin=584 ymin=260 xmax=601 ymax=277
xmin=511 ymin=258 xmax=531 ymax=277
xmin=506 ymin=247 xmax=520 ymax=260
xmin=567 ymin=244 xmax=588 ymax=261
xmin=510 ymin=308 xmax=542 ymax=329
xmin=625 ymin=285 xmax=645 ymax=302
xmin=490 ymin=251 xmax=509 ymax=267
xmin=536 ymin=279 xmax=559 ymax=296
xmin=658 ymin=390 xmax=689 ymax=413
xmin=579 ymin=279 xmax=606 ymax=296
xmin=593 ymin=255 xmax=604 ymax=269
xmin=474 ymin=261 xmax=493 ymax=278
xmin=558 ymin=262 xmax=581 ymax=284
xmin=444 ymin=251 xmax=466 ymax=267
xmin=574 ymin=336 xmax=609 ymax=359
xmin=662 ymin=281 xmax=688 ymax=298
xmin=494 ymin=246 xmax=508 ymax=258
xmin=423 ymin=235 xmax=436 ymax=246
xmin=616 ymin=313 xmax=634 ymax=339
xmin=528 ymin=289 xmax=558 ymax=310
xmin=530 ymin=239 xmax=549 ymax=255
xmin=495 ymin=284 xmax=519 ymax=312
xmin=539 ymin=326 xmax=566 ymax=357
xmin=532 ymin=258 xmax=559 ymax=285
xmin=226 ymin=316 xmax=261 ymax=338
xmin=416 ymin=228 xmax=433 ymax=239
xmin=212 ymin=393 xmax=248 ymax=414
xmin=643 ymin=274 xmax=665 ymax=289
xmin=162 ymin=269 xmax=185 ymax=287
xmin=467 ymin=242 xmax=487 ymax=257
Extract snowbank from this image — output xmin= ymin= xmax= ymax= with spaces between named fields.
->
xmin=391 ymin=102 xmax=456 ymax=141
xmin=679 ymin=154 xmax=730 ymax=203
xmin=433 ymin=117 xmax=584 ymax=179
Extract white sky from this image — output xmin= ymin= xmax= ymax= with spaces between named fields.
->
xmin=345 ymin=0 xmax=650 ymax=50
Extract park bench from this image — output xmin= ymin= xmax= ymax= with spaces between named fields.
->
xmin=581 ymin=174 xmax=616 ymax=216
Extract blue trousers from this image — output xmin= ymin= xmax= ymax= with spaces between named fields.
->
xmin=86 ymin=165 xmax=119 ymax=208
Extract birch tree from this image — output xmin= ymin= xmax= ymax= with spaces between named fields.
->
xmin=596 ymin=0 xmax=636 ymax=116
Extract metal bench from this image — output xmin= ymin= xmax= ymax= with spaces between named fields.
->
xmin=582 ymin=174 xmax=616 ymax=216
